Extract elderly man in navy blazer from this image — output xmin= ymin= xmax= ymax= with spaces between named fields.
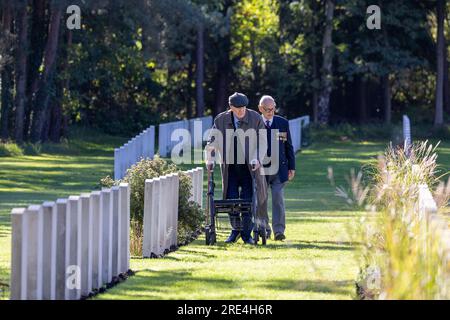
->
xmin=258 ymin=95 xmax=296 ymax=241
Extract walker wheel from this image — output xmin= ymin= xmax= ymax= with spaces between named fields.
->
xmin=261 ymin=232 xmax=267 ymax=245
xmin=205 ymin=226 xmax=211 ymax=245
xmin=253 ymin=230 xmax=259 ymax=245
xmin=210 ymin=232 xmax=216 ymax=245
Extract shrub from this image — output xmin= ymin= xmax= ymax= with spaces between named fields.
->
xmin=100 ymin=156 xmax=203 ymax=256
xmin=0 ymin=142 xmax=23 ymax=157
xmin=23 ymin=143 xmax=42 ymax=156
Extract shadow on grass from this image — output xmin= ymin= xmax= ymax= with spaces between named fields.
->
xmin=174 ymin=237 xmax=357 ymax=253
xmin=0 ymin=229 xmax=10 ymax=239
xmin=110 ymin=270 xmax=353 ymax=298
xmin=258 ymin=279 xmax=353 ymax=295
xmin=110 ymin=270 xmax=237 ymax=298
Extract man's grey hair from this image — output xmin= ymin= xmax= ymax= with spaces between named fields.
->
xmin=259 ymin=95 xmax=276 ymax=107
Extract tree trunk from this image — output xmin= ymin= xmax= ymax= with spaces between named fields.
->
xmin=358 ymin=77 xmax=368 ymax=123
xmin=0 ymin=0 xmax=13 ymax=141
xmin=214 ymin=1 xmax=233 ymax=115
xmin=186 ymin=59 xmax=194 ymax=119
xmin=48 ymin=103 xmax=60 ymax=142
xmin=312 ymin=51 xmax=319 ymax=123
xmin=50 ymin=29 xmax=72 ymax=143
xmin=195 ymin=23 xmax=205 ymax=117
xmin=41 ymin=109 xmax=51 ymax=142
xmin=444 ymin=48 xmax=450 ymax=115
xmin=382 ymin=74 xmax=392 ymax=124
xmin=214 ymin=70 xmax=229 ymax=115
xmin=30 ymin=2 xmax=63 ymax=142
xmin=435 ymin=0 xmax=445 ymax=127
xmin=15 ymin=2 xmax=29 ymax=143
xmin=25 ymin=0 xmax=47 ymax=140
xmin=444 ymin=4 xmax=450 ymax=116
xmin=317 ymin=0 xmax=335 ymax=125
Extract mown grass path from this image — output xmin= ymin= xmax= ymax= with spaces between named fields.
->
xmin=1 ymin=137 xmax=449 ymax=300
xmin=97 ymin=141 xmax=388 ymax=300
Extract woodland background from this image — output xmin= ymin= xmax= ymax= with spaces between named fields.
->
xmin=0 ymin=0 xmax=449 ymax=143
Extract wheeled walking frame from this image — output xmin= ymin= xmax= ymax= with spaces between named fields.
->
xmin=204 ymin=162 xmax=268 ymax=245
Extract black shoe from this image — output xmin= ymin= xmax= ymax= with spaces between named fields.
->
xmin=225 ymin=230 xmax=241 ymax=243
xmin=242 ymin=237 xmax=255 ymax=245
xmin=274 ymin=233 xmax=286 ymax=241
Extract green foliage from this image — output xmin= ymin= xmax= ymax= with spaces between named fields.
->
xmin=23 ymin=143 xmax=42 ymax=156
xmin=65 ymin=0 xmax=208 ymax=136
xmin=100 ymin=156 xmax=203 ymax=255
xmin=0 ymin=142 xmax=23 ymax=157
xmin=2 ymin=0 xmax=449 ymax=145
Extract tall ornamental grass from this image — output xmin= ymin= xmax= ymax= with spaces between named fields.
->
xmin=336 ymin=141 xmax=450 ymax=299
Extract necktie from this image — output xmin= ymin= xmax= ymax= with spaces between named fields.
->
xmin=266 ymin=120 xmax=272 ymax=157
xmin=234 ymin=120 xmax=243 ymax=165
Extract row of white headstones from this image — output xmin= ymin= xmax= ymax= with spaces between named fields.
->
xmin=114 ymin=116 xmax=213 ymax=180
xmin=10 ymin=184 xmax=130 ymax=300
xmin=10 ymin=168 xmax=204 ymax=300
xmin=142 ymin=168 xmax=203 ymax=258
xmin=114 ymin=115 xmax=311 ymax=180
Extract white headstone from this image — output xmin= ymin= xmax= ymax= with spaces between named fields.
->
xmin=403 ymin=115 xmax=412 ymax=153
xmin=101 ymin=188 xmax=113 ymax=284
xmin=151 ymin=178 xmax=161 ymax=256
xmin=143 ymin=179 xmax=155 ymax=258
xmin=111 ymin=186 xmax=120 ymax=277
xmin=119 ymin=183 xmax=130 ymax=273
xmin=90 ymin=191 xmax=102 ymax=290
xmin=24 ymin=205 xmax=43 ymax=300
xmin=159 ymin=176 xmax=169 ymax=252
xmin=42 ymin=201 xmax=57 ymax=300
xmin=66 ymin=196 xmax=80 ymax=300
xmin=78 ymin=194 xmax=92 ymax=297
xmin=55 ymin=199 xmax=67 ymax=300
xmin=10 ymin=208 xmax=26 ymax=300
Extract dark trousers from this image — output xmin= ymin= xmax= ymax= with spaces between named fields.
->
xmin=226 ymin=164 xmax=253 ymax=239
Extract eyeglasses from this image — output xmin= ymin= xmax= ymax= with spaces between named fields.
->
xmin=262 ymin=106 xmax=276 ymax=113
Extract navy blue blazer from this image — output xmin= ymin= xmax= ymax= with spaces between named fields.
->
xmin=265 ymin=115 xmax=296 ymax=183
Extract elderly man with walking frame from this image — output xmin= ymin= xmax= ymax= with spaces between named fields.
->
xmin=205 ymin=92 xmax=269 ymax=244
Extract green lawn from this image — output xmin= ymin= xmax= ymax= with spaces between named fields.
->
xmin=95 ymin=141 xmax=388 ymax=300
xmin=1 ymin=134 xmax=449 ymax=300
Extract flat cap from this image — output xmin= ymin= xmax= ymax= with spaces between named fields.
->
xmin=228 ymin=92 xmax=249 ymax=107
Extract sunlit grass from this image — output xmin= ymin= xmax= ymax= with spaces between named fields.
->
xmin=0 ymin=138 xmax=449 ymax=300
xmin=96 ymin=141 xmax=385 ymax=300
